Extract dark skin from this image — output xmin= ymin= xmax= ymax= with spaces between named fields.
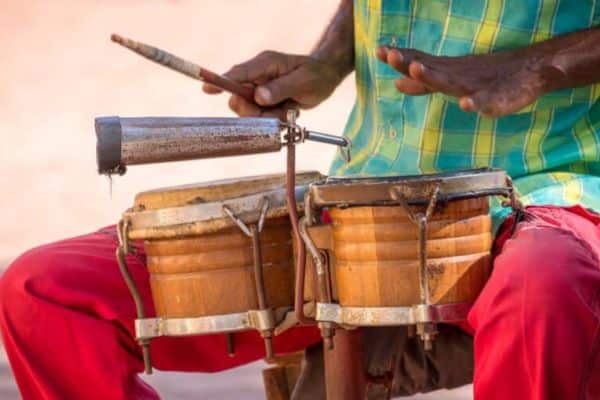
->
xmin=202 ymin=0 xmax=354 ymax=121
xmin=377 ymin=27 xmax=600 ymax=117
xmin=204 ymin=1 xmax=600 ymax=120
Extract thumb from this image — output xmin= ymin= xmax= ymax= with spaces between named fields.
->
xmin=254 ymin=69 xmax=307 ymax=106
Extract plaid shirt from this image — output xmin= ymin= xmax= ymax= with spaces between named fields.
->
xmin=329 ymin=0 xmax=600 ymax=227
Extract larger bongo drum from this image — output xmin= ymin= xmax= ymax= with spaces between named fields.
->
xmin=300 ymin=168 xmax=515 ymax=347
xmin=116 ymin=171 xmax=323 ymax=371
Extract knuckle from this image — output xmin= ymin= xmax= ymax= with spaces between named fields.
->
xmin=258 ymin=50 xmax=279 ymax=59
xmin=226 ymin=64 xmax=246 ymax=78
xmin=228 ymin=96 xmax=240 ymax=112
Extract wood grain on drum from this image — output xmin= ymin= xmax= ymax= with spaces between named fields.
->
xmin=329 ymin=197 xmax=492 ymax=307
xmin=145 ymin=217 xmax=295 ymax=318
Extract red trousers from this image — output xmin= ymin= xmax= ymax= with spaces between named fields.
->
xmin=1 ymin=205 xmax=600 ymax=399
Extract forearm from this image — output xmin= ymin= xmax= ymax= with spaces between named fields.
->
xmin=310 ymin=0 xmax=355 ymax=81
xmin=533 ymin=27 xmax=600 ymax=91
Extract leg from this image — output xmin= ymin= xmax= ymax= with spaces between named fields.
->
xmin=469 ymin=206 xmax=600 ymax=400
xmin=0 ymin=226 xmax=321 ymax=400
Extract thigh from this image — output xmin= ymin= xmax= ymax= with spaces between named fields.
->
xmin=1 ymin=226 xmax=321 ymax=373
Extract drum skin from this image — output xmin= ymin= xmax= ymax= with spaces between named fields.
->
xmin=144 ymin=217 xmax=295 ymax=318
xmin=329 ymin=197 xmax=492 ymax=307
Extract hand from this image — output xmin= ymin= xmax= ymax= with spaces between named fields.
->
xmin=377 ymin=46 xmax=556 ymax=117
xmin=202 ymin=51 xmax=345 ymax=120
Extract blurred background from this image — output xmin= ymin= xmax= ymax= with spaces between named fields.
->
xmin=0 ymin=1 xmax=470 ymax=398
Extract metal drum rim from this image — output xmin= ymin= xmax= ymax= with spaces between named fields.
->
xmin=309 ymin=168 xmax=510 ymax=207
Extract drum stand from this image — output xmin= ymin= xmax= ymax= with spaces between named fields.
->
xmin=280 ymin=111 xmax=365 ymax=399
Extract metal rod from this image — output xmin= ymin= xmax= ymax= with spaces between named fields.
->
xmin=324 ymin=329 xmax=366 ymax=400
xmin=299 ymin=217 xmax=334 ymax=349
xmin=288 ymin=141 xmax=313 ymax=325
xmin=304 ymin=130 xmax=349 ymax=148
xmin=417 ymin=216 xmax=429 ymax=305
xmin=116 ymin=220 xmax=152 ymax=374
xmin=226 ymin=333 xmax=235 ymax=357
xmin=250 ymin=225 xmax=274 ymax=360
xmin=111 ymin=34 xmax=255 ymax=102
xmin=304 ymin=130 xmax=352 ymax=162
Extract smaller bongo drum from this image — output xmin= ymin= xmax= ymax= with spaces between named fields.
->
xmin=299 ymin=168 xmax=516 ymax=348
xmin=116 ymin=171 xmax=322 ymax=372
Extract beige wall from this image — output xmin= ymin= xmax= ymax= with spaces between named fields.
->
xmin=0 ymin=0 xmax=355 ymax=262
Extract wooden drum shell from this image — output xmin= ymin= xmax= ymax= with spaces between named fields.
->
xmin=328 ymin=197 xmax=492 ymax=307
xmin=143 ymin=217 xmax=295 ymax=318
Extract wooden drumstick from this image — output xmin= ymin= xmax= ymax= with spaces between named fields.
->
xmin=110 ymin=33 xmax=256 ymax=103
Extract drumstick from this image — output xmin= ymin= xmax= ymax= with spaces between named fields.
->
xmin=110 ymin=33 xmax=256 ymax=103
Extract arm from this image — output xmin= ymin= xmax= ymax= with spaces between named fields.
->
xmin=311 ymin=0 xmax=355 ymax=80
xmin=537 ymin=27 xmax=600 ymax=91
xmin=376 ymin=27 xmax=600 ymax=117
xmin=203 ymin=0 xmax=354 ymax=120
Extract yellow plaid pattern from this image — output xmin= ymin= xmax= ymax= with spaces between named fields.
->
xmin=330 ymin=0 xmax=600 ymax=228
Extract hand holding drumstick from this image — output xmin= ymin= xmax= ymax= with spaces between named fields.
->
xmin=111 ymin=34 xmax=345 ymax=120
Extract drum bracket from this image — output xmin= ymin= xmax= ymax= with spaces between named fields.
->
xmin=116 ymin=219 xmax=153 ymax=374
xmin=390 ymin=182 xmax=441 ymax=349
xmin=135 ymin=308 xmax=287 ymax=340
xmin=282 ymin=109 xmax=352 ymax=162
xmin=315 ymin=302 xmax=472 ymax=326
xmin=223 ymin=199 xmax=276 ymax=361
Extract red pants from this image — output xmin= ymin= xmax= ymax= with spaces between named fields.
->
xmin=1 ymin=205 xmax=600 ymax=399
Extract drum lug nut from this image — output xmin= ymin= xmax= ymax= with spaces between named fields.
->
xmin=417 ymin=322 xmax=438 ymax=351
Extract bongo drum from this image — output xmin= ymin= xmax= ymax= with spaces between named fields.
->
xmin=299 ymin=168 xmax=515 ymax=347
xmin=116 ymin=171 xmax=323 ymax=371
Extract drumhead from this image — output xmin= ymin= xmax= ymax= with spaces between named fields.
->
xmin=126 ymin=171 xmax=323 ymax=239
xmin=309 ymin=168 xmax=510 ymax=207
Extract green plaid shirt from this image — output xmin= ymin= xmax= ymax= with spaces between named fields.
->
xmin=329 ymin=0 xmax=600 ymax=227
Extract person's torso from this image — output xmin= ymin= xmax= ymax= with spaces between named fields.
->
xmin=329 ymin=0 xmax=600 ymax=225
xmin=331 ymin=0 xmax=600 ymax=178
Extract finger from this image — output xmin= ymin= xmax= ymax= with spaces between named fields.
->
xmin=386 ymin=48 xmax=409 ymax=75
xmin=255 ymin=69 xmax=308 ymax=106
xmin=459 ymin=96 xmax=478 ymax=113
xmin=385 ymin=48 xmax=439 ymax=76
xmin=409 ymin=62 xmax=466 ymax=97
xmin=394 ymin=77 xmax=431 ymax=95
xmin=376 ymin=46 xmax=389 ymax=63
xmin=228 ymin=95 xmax=262 ymax=117
xmin=461 ymin=90 xmax=504 ymax=117
xmin=223 ymin=51 xmax=286 ymax=84
xmin=202 ymin=82 xmax=223 ymax=94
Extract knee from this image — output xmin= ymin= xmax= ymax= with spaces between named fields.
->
xmin=492 ymin=227 xmax=598 ymax=308
xmin=0 ymin=246 xmax=59 ymax=313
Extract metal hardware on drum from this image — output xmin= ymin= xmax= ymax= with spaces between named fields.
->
xmin=299 ymin=216 xmax=335 ymax=349
xmin=390 ymin=182 xmax=441 ymax=349
xmin=116 ymin=219 xmax=153 ymax=374
xmin=226 ymin=333 xmax=235 ymax=357
xmin=95 ymin=115 xmax=351 ymax=176
xmin=134 ymin=308 xmax=285 ymax=339
xmin=315 ymin=303 xmax=471 ymax=326
xmin=222 ymin=199 xmax=276 ymax=361
xmin=284 ymin=110 xmax=315 ymax=328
